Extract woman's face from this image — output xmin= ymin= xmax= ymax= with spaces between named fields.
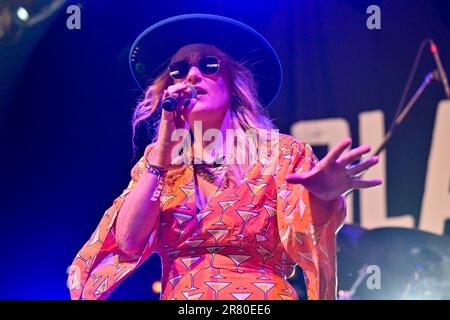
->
xmin=170 ymin=44 xmax=232 ymax=123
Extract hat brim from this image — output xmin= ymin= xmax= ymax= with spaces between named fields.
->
xmin=129 ymin=13 xmax=282 ymax=107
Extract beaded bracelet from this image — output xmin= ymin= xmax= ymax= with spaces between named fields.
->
xmin=145 ymin=162 xmax=166 ymax=176
xmin=144 ymin=160 xmax=169 ymax=201
xmin=145 ymin=153 xmax=171 ymax=172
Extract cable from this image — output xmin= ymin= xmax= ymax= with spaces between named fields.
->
xmin=388 ymin=38 xmax=431 ymax=134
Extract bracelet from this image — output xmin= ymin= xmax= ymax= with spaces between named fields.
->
xmin=144 ymin=164 xmax=167 ymax=201
xmin=144 ymin=159 xmax=169 ymax=201
xmin=145 ymin=162 xmax=166 ymax=176
xmin=145 ymin=154 xmax=171 ymax=172
xmin=150 ymin=176 xmax=165 ymax=201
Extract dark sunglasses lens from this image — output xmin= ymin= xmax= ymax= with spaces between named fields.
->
xmin=199 ymin=57 xmax=220 ymax=75
xmin=169 ymin=60 xmax=189 ymax=79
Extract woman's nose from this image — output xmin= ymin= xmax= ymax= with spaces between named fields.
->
xmin=186 ymin=65 xmax=202 ymax=84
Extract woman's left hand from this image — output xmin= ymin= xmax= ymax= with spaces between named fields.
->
xmin=285 ymin=138 xmax=382 ymax=201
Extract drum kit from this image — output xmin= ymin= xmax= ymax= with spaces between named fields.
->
xmin=336 ymin=225 xmax=450 ymax=300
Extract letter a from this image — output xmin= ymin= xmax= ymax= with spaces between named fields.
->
xmin=66 ymin=5 xmax=81 ymax=30
xmin=366 ymin=5 xmax=381 ymax=30
xmin=366 ymin=265 xmax=381 ymax=290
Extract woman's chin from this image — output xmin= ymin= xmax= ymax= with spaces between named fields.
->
xmin=183 ymin=99 xmax=229 ymax=124
xmin=189 ymin=103 xmax=221 ymax=117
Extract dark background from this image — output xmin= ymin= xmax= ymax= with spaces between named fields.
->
xmin=1 ymin=0 xmax=449 ymax=299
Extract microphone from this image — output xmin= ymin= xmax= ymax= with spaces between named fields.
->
xmin=161 ymin=84 xmax=197 ymax=111
xmin=429 ymin=40 xmax=450 ymax=99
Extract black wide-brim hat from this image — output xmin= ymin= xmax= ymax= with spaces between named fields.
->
xmin=129 ymin=14 xmax=282 ymax=107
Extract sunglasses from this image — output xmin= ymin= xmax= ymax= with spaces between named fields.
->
xmin=168 ymin=56 xmax=221 ymax=80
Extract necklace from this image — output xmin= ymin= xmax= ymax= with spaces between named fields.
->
xmin=192 ymin=157 xmax=228 ymax=211
xmin=193 ymin=156 xmax=227 ymax=185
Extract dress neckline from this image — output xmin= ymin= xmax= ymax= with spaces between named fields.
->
xmin=192 ymin=163 xmax=227 ymax=212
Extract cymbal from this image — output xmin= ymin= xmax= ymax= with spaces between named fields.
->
xmin=349 ymin=227 xmax=450 ymax=299
xmin=336 ymin=224 xmax=369 ymax=294
xmin=356 ymin=227 xmax=450 ymax=267
xmin=337 ymin=223 xmax=367 ymax=245
xmin=337 ymin=224 xmax=368 ymax=262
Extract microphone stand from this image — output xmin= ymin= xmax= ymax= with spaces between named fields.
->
xmin=373 ymin=70 xmax=438 ymax=156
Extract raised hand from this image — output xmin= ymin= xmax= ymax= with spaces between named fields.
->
xmin=285 ymin=138 xmax=382 ymax=201
xmin=149 ymin=83 xmax=197 ymax=167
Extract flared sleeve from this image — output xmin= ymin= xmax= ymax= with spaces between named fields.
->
xmin=67 ymin=144 xmax=160 ymax=300
xmin=276 ymin=137 xmax=346 ymax=300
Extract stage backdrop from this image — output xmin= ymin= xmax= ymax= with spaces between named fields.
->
xmin=0 ymin=0 xmax=449 ymax=299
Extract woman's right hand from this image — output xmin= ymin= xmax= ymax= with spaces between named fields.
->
xmin=148 ymin=83 xmax=197 ymax=167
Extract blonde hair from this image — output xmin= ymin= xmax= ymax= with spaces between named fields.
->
xmin=131 ymin=44 xmax=275 ymax=187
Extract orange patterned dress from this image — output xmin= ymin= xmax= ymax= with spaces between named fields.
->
xmin=67 ymin=134 xmax=346 ymax=300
